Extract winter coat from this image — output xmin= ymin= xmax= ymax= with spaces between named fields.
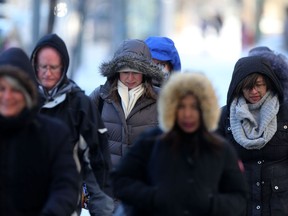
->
xmin=217 ymin=56 xmax=288 ymax=216
xmin=0 ymin=112 xmax=80 ymax=216
xmin=90 ymin=39 xmax=163 ymax=167
xmin=112 ymin=72 xmax=248 ymax=216
xmin=112 ymin=128 xmax=248 ymax=216
xmin=90 ymin=81 xmax=160 ymax=167
xmin=0 ymin=47 xmax=80 ymax=216
xmin=30 ymin=33 xmax=112 ymax=191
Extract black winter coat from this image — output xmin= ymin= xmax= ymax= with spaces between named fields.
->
xmin=217 ymin=103 xmax=288 ymax=216
xmin=0 ymin=110 xmax=80 ymax=216
xmin=38 ymin=82 xmax=112 ymax=191
xmin=31 ymin=33 xmax=112 ymax=191
xmin=217 ymin=56 xmax=288 ymax=216
xmin=112 ymin=128 xmax=248 ymax=216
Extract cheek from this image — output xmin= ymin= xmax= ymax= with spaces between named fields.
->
xmin=119 ymin=74 xmax=126 ymax=82
xmin=37 ymin=72 xmax=42 ymax=79
xmin=242 ymin=91 xmax=249 ymax=100
xmin=55 ymin=73 xmax=62 ymax=80
xmin=136 ymin=75 xmax=143 ymax=83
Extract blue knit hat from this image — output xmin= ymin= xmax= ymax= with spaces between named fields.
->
xmin=145 ymin=36 xmax=181 ymax=71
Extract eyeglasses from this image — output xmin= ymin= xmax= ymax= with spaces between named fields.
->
xmin=243 ymin=83 xmax=267 ymax=92
xmin=37 ymin=64 xmax=62 ymax=73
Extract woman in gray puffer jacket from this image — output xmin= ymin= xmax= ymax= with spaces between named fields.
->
xmin=90 ymin=39 xmax=163 ymax=168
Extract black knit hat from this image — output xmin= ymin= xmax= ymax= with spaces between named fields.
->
xmin=0 ymin=47 xmax=38 ymax=108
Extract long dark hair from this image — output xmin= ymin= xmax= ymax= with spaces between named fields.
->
xmin=161 ymin=94 xmax=223 ymax=158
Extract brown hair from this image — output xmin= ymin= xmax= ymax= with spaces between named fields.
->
xmin=108 ymin=74 xmax=158 ymax=102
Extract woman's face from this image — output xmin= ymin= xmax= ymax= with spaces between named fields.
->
xmin=119 ymin=71 xmax=143 ymax=90
xmin=242 ymin=75 xmax=267 ymax=104
xmin=176 ymin=94 xmax=200 ymax=133
xmin=0 ymin=78 xmax=26 ymax=117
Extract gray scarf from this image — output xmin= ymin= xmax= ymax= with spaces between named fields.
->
xmin=229 ymin=91 xmax=279 ymax=149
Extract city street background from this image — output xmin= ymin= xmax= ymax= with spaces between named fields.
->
xmin=1 ymin=0 xmax=288 ymax=215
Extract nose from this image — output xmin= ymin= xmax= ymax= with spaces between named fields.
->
xmin=251 ymin=87 xmax=259 ymax=93
xmin=127 ymin=72 xmax=134 ymax=80
xmin=43 ymin=68 xmax=53 ymax=75
xmin=183 ymin=107 xmax=193 ymax=118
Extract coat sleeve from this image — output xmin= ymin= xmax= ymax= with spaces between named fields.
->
xmin=78 ymin=94 xmax=112 ymax=195
xmin=41 ymin=122 xmax=80 ymax=216
xmin=111 ymin=133 xmax=157 ymax=211
xmin=210 ymin=142 xmax=248 ymax=216
xmin=215 ymin=105 xmax=228 ymax=136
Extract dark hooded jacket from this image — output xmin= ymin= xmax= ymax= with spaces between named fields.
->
xmin=0 ymin=47 xmax=80 ymax=216
xmin=31 ymin=34 xmax=112 ymax=199
xmin=90 ymin=39 xmax=163 ymax=168
xmin=112 ymin=72 xmax=247 ymax=216
xmin=217 ymin=56 xmax=288 ymax=216
xmin=248 ymin=46 xmax=288 ymax=102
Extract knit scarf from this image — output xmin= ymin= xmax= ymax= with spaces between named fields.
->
xmin=229 ymin=91 xmax=279 ymax=150
xmin=118 ymin=80 xmax=144 ymax=119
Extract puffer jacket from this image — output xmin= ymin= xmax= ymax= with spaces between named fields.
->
xmin=90 ymin=39 xmax=163 ymax=167
xmin=217 ymin=56 xmax=288 ymax=216
xmin=90 ymin=82 xmax=159 ymax=167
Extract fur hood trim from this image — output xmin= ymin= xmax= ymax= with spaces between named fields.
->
xmin=158 ymin=72 xmax=220 ymax=132
xmin=100 ymin=39 xmax=163 ymax=83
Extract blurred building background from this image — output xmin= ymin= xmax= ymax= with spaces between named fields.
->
xmin=1 ymin=0 xmax=288 ymax=107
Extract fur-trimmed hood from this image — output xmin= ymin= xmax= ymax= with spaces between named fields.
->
xmin=158 ymin=72 xmax=220 ymax=132
xmin=100 ymin=39 xmax=163 ymax=83
xmin=0 ymin=47 xmax=38 ymax=109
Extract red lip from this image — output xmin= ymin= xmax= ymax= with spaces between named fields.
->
xmin=183 ymin=122 xmax=195 ymax=128
xmin=250 ymin=96 xmax=260 ymax=101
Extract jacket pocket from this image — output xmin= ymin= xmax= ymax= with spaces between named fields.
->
xmin=270 ymin=177 xmax=288 ymax=215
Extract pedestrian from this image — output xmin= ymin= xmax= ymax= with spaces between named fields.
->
xmin=248 ymin=46 xmax=288 ymax=101
xmin=216 ymin=55 xmax=288 ymax=216
xmin=145 ymin=36 xmax=181 ymax=86
xmin=112 ymin=72 xmax=248 ymax=216
xmin=30 ymin=33 xmax=113 ymax=216
xmin=0 ymin=47 xmax=80 ymax=216
xmin=89 ymin=39 xmax=163 ymax=168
